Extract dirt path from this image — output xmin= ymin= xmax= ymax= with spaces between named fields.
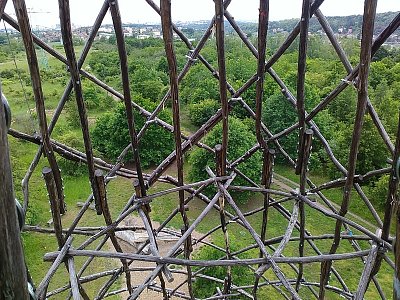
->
xmin=108 ymin=216 xmax=207 ymax=299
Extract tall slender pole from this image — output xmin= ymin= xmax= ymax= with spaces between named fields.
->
xmin=215 ymin=0 xmax=228 ymax=175
xmin=319 ymin=1 xmax=377 ymax=298
xmin=0 ymin=84 xmax=29 ymax=300
xmin=160 ymin=0 xmax=194 ymax=297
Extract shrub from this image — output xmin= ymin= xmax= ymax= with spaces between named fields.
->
xmin=188 ymin=117 xmax=261 ymax=204
xmin=368 ymin=174 xmax=389 ymax=209
xmin=192 ymin=236 xmax=253 ymax=299
xmin=91 ymin=97 xmax=175 ymax=168
xmin=189 ymin=99 xmax=220 ymax=127
xmin=57 ymin=131 xmax=87 ymax=177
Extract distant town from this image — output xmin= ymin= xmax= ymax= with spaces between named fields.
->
xmin=1 ymin=11 xmax=399 ymax=46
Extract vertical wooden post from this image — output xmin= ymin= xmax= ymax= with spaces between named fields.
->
xmin=296 ymin=128 xmax=313 ymax=292
xmin=13 ymin=0 xmax=66 ymax=214
xmin=295 ymin=0 xmax=311 ymax=175
xmin=215 ymin=144 xmax=232 ymax=297
xmin=43 ymin=167 xmax=64 ymax=247
xmin=319 ymin=1 xmax=377 ymax=298
xmin=0 ymin=86 xmax=29 ymax=299
xmin=215 ymin=0 xmax=229 ymax=176
xmin=253 ymin=148 xmax=275 ymax=299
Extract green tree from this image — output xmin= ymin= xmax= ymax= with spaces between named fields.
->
xmin=189 ymin=99 xmax=220 ymax=127
xmin=91 ymin=98 xmax=174 ymax=168
xmin=131 ymin=67 xmax=166 ymax=101
xmin=328 ymin=117 xmax=389 ymax=177
xmin=189 ymin=117 xmax=261 ymax=204
xmin=368 ymin=174 xmax=389 ymax=209
xmin=263 ymin=93 xmax=298 ymax=163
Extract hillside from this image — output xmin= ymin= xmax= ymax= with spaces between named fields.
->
xmin=266 ymin=11 xmax=399 ymax=36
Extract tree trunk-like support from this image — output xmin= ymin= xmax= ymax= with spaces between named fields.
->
xmin=0 ymin=83 xmax=29 ymax=300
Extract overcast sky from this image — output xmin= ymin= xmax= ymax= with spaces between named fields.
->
xmin=4 ymin=0 xmax=399 ymax=28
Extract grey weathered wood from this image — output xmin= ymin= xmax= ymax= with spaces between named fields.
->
xmin=108 ymin=0 xmax=147 ymax=197
xmin=160 ymin=1 xmax=193 ymax=296
xmin=215 ymin=0 xmax=229 ymax=176
xmin=296 ymin=129 xmax=313 ymax=291
xmin=255 ymin=201 xmax=299 ymax=277
xmin=215 ymin=145 xmax=232 ymax=295
xmin=354 ymin=244 xmax=379 ymax=300
xmin=68 ymin=257 xmax=81 ymax=300
xmin=44 ymin=248 xmax=372 ymax=267
xmin=206 ymin=167 xmax=301 ymax=299
xmin=36 ymin=236 xmax=73 ymax=299
xmin=95 ymin=169 xmax=133 ymax=294
xmin=254 ymin=147 xmax=274 ymax=298
xmin=295 ymin=0 xmax=311 ymax=176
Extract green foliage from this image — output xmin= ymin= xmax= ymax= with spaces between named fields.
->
xmin=91 ymin=98 xmax=174 ymax=168
xmin=189 ymin=117 xmax=261 ymax=204
xmin=87 ymin=50 xmax=120 ymax=83
xmin=368 ymin=174 xmax=389 ymax=209
xmin=192 ymin=236 xmax=253 ymax=299
xmin=82 ymin=79 xmax=116 ymax=110
xmin=188 ymin=99 xmax=220 ymax=127
xmin=57 ymin=131 xmax=88 ymax=177
xmin=263 ymin=93 xmax=298 ymax=163
xmin=130 ymin=67 xmax=166 ymax=101
xmin=328 ymin=117 xmax=389 ymax=177
xmin=180 ymin=64 xmax=219 ymax=104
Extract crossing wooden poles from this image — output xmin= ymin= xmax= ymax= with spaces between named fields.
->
xmin=160 ymin=0 xmax=194 ymax=297
xmin=319 ymin=2 xmax=378 ymax=297
xmin=13 ymin=0 xmax=66 ymax=214
xmin=2 ymin=0 xmax=399 ymax=298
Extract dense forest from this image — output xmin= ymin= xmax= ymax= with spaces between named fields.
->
xmin=1 ymin=20 xmax=399 ymax=298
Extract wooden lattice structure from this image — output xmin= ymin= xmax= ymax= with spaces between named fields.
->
xmin=1 ymin=0 xmax=400 ymax=299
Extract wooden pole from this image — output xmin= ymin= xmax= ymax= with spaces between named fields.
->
xmin=255 ymin=0 xmax=269 ymax=149
xmin=295 ymin=0 xmax=311 ymax=175
xmin=296 ymin=129 xmax=313 ymax=292
xmin=319 ymin=1 xmax=377 ymax=298
xmin=160 ymin=1 xmax=194 ymax=298
xmin=215 ymin=144 xmax=232 ymax=297
xmin=253 ymin=148 xmax=274 ymax=298
xmin=0 ymin=83 xmax=29 ymax=300
xmin=13 ymin=0 xmax=66 ymax=214
xmin=215 ymin=0 xmax=228 ymax=176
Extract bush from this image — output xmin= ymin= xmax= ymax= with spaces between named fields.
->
xmin=189 ymin=99 xmax=220 ymax=127
xmin=57 ymin=131 xmax=88 ymax=177
xmin=192 ymin=236 xmax=253 ymax=299
xmin=91 ymin=97 xmax=175 ymax=168
xmin=368 ymin=174 xmax=389 ymax=209
xmin=188 ymin=117 xmax=261 ymax=204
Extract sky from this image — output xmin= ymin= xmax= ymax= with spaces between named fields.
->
xmin=4 ymin=0 xmax=399 ymax=28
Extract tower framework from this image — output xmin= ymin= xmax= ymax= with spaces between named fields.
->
xmin=0 ymin=0 xmax=400 ymax=299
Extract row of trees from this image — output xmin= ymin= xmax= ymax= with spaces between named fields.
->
xmin=86 ymin=34 xmax=400 ymax=209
